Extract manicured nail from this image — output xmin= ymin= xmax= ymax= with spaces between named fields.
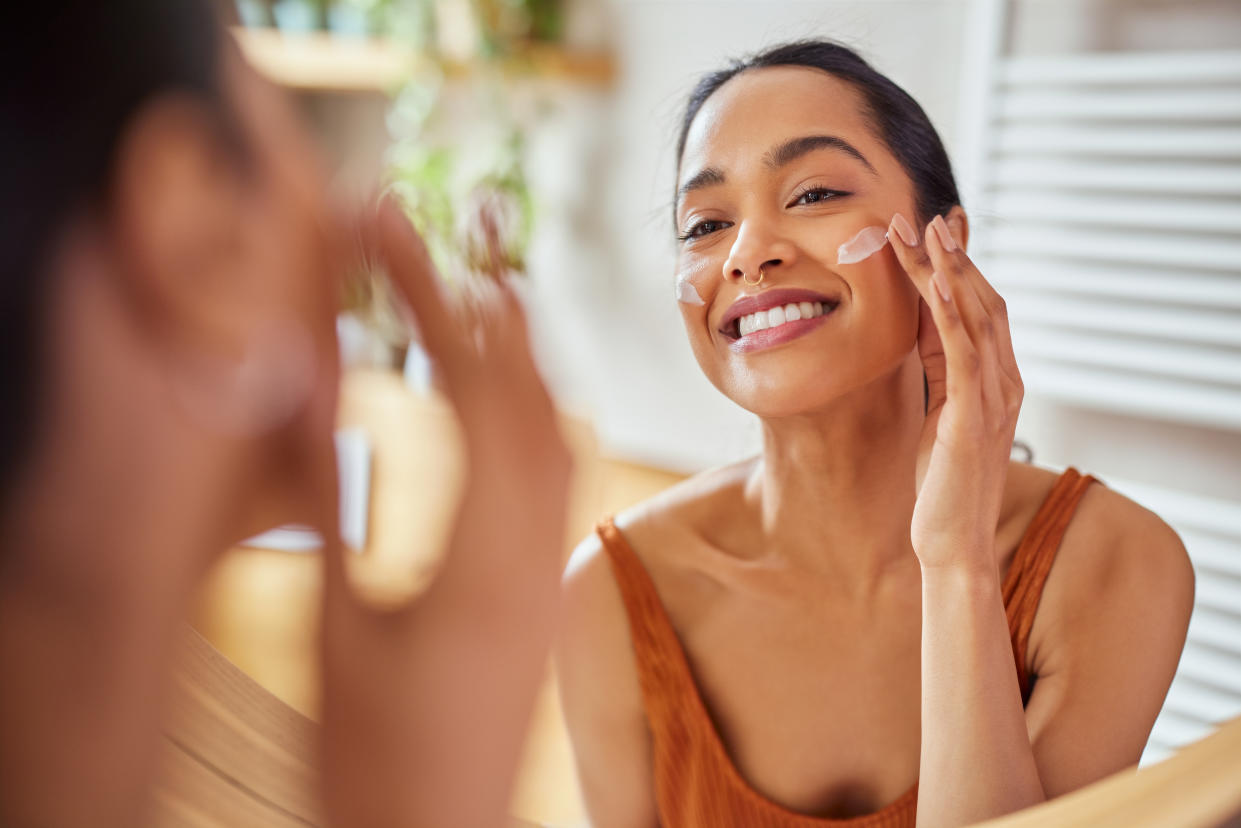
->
xmin=891 ymin=213 xmax=918 ymax=246
xmin=932 ymin=215 xmax=958 ymax=251
xmin=932 ymin=271 xmax=952 ymax=302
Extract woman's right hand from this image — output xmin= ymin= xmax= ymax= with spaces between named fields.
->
xmin=318 ymin=198 xmax=572 ymax=828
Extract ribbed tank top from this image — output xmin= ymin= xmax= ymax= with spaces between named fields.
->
xmin=596 ymin=467 xmax=1098 ymax=827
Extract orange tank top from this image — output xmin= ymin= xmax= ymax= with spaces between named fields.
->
xmin=596 ymin=467 xmax=1099 ymax=827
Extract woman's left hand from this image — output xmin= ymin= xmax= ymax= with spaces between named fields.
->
xmin=887 ymin=212 xmax=1024 ymax=573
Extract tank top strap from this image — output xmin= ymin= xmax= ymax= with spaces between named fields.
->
xmin=1001 ymin=467 xmax=1100 ymax=703
xmin=595 ymin=517 xmax=697 ymax=713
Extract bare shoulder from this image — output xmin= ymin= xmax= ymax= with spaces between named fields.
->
xmin=557 ymin=458 xmax=752 ymax=685
xmin=1016 ymin=467 xmax=1196 ymax=781
xmin=610 ymin=457 xmax=755 ymax=565
xmin=1025 ymin=465 xmax=1195 ymax=671
xmin=1053 ymin=472 xmax=1193 ymax=604
xmin=559 ymin=533 xmax=663 ymax=824
xmin=559 ymin=530 xmax=634 ymax=690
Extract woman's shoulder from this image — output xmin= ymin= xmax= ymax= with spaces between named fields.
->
xmin=560 ymin=458 xmax=753 ymax=650
xmin=1011 ymin=461 xmax=1194 ymax=675
xmin=1003 ymin=461 xmax=1188 ymax=568
xmin=568 ymin=457 xmax=755 ymax=574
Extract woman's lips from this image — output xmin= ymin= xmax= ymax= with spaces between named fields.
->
xmin=728 ymin=307 xmax=836 ymax=354
xmin=717 ymin=287 xmax=841 ymax=354
xmin=718 ymin=287 xmax=840 ymax=335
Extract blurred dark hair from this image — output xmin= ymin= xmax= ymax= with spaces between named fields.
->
xmin=0 ymin=1 xmax=226 ymax=498
xmin=674 ymin=39 xmax=960 ymax=228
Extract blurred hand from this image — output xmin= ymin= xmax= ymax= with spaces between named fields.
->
xmin=319 ymin=198 xmax=572 ymax=828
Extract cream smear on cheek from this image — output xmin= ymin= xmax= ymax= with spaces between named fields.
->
xmin=675 ymin=259 xmax=710 ymax=305
xmin=836 ymin=225 xmax=889 ymax=265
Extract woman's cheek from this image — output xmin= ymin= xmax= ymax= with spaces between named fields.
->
xmin=674 ymin=254 xmax=715 ymax=307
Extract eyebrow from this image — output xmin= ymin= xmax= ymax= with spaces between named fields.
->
xmin=677 ymin=166 xmax=726 ymax=201
xmin=676 ymin=133 xmax=877 ymax=207
xmin=765 ymin=134 xmax=877 ymax=174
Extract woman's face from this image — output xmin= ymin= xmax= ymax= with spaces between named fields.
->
xmin=674 ymin=66 xmax=923 ymax=418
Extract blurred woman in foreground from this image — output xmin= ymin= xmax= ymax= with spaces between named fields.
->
xmin=0 ymin=2 xmax=570 ymax=826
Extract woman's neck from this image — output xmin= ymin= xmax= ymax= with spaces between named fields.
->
xmin=748 ymin=353 xmax=925 ymax=589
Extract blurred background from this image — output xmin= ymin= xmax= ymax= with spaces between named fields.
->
xmin=196 ymin=0 xmax=1241 ymax=824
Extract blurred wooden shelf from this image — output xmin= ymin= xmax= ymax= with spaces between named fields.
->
xmin=234 ymin=27 xmax=616 ymax=92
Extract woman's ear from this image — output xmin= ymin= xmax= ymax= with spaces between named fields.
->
xmin=944 ymin=205 xmax=970 ymax=252
xmin=108 ymin=93 xmax=246 ymax=357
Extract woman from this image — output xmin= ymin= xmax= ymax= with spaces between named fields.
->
xmin=557 ymin=41 xmax=1194 ymax=827
xmin=0 ymin=2 xmax=570 ymax=826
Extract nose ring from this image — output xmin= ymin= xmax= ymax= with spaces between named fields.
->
xmin=742 ymin=266 xmax=765 ymax=287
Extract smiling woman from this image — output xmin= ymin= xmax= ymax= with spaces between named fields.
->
xmin=556 ymin=40 xmax=1196 ymax=828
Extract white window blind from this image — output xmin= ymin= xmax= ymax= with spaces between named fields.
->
xmin=973 ymin=47 xmax=1241 ymax=431
xmin=956 ymin=0 xmax=1241 ymax=765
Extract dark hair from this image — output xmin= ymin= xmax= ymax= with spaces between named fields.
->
xmin=674 ymin=39 xmax=960 ymax=227
xmin=0 ymin=0 xmax=227 ymax=498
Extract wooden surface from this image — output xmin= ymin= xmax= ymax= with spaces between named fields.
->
xmin=234 ymin=27 xmax=617 ymax=93
xmin=978 ymin=714 xmax=1241 ymax=828
xmin=154 ymin=628 xmax=321 ymax=827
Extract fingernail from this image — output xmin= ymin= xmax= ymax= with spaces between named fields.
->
xmin=932 ymin=215 xmax=958 ymax=252
xmin=932 ymin=271 xmax=952 ymax=302
xmin=891 ymin=213 xmax=918 ymax=246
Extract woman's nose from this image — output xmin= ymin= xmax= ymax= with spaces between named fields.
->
xmin=722 ymin=220 xmax=794 ymax=285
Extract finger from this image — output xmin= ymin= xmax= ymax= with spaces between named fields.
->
xmin=917 ymin=298 xmax=947 ymax=412
xmin=365 ymin=197 xmax=470 ymax=370
xmin=479 ymin=198 xmax=506 ymax=284
xmin=917 ymin=238 xmax=984 ymax=415
xmin=888 ymin=213 xmax=977 ymax=402
xmin=926 ymin=216 xmax=1021 ymax=424
xmin=926 ymin=215 xmax=1005 ymax=416
xmin=933 ymin=215 xmax=1021 ymax=387
xmin=887 ymin=212 xmax=938 ymax=305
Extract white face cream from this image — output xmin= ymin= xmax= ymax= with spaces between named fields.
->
xmin=675 ymin=259 xmax=710 ymax=305
xmin=837 ymin=225 xmax=889 ymax=265
xmin=675 ymin=278 xmax=705 ymax=305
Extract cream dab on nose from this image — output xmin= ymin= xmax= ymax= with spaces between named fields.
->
xmin=837 ymin=225 xmax=889 ymax=265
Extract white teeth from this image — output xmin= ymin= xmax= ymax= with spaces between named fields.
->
xmin=736 ymin=300 xmax=831 ymax=337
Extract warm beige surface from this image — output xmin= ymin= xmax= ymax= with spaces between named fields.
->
xmin=977 ymin=714 xmax=1241 ymax=828
xmin=191 ymin=369 xmax=681 ymax=826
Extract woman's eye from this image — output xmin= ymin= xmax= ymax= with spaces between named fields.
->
xmin=792 ymin=188 xmax=847 ymax=206
xmin=679 ymin=220 xmax=730 ymax=241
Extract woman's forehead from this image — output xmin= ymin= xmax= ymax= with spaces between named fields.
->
xmin=680 ymin=65 xmax=875 ymax=174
